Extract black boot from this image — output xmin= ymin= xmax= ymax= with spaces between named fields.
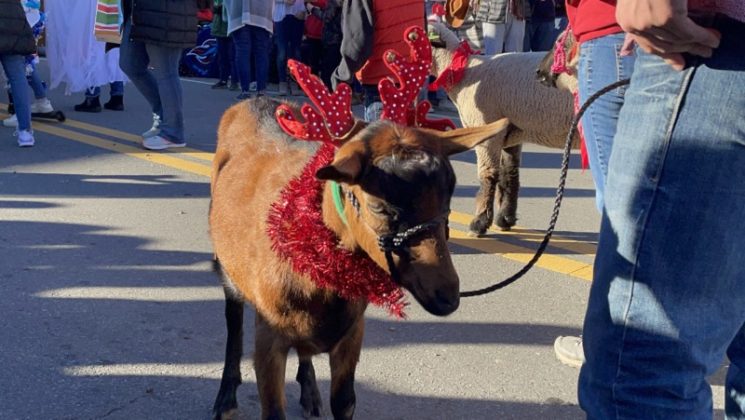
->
xmin=103 ymin=95 xmax=124 ymax=111
xmin=74 ymin=96 xmax=102 ymax=113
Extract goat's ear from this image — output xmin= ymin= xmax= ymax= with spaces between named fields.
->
xmin=431 ymin=118 xmax=510 ymax=156
xmin=316 ymin=149 xmax=363 ymax=184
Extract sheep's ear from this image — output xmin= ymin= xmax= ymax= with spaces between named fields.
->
xmin=430 ymin=118 xmax=510 ymax=156
xmin=316 ymin=142 xmax=365 ymax=184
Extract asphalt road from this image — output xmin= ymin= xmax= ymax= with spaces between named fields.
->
xmin=0 ymin=67 xmax=726 ymax=420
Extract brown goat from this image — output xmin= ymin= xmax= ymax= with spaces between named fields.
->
xmin=209 ymin=96 xmax=510 ymax=419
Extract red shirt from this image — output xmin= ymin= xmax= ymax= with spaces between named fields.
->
xmin=565 ymin=0 xmax=623 ymax=43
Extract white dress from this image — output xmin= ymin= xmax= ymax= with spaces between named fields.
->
xmin=45 ymin=0 xmax=127 ymax=94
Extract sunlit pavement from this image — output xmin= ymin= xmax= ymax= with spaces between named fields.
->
xmin=0 ymin=66 xmax=726 ymax=419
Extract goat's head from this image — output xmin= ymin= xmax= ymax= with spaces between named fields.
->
xmin=535 ymin=28 xmax=579 ymax=93
xmin=316 ymin=118 xmax=510 ymax=316
xmin=427 ymin=22 xmax=466 ymax=77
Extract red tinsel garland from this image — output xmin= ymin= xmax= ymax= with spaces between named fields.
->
xmin=266 ymin=142 xmax=407 ymax=318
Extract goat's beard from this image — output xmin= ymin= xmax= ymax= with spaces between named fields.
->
xmin=266 ymin=142 xmax=407 ymax=318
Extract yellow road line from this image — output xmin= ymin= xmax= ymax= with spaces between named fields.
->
xmin=0 ymin=104 xmax=214 ymax=162
xmin=20 ymin=113 xmax=594 ymax=281
xmin=32 ymin=121 xmax=212 ymax=177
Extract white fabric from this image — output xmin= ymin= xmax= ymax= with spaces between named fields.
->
xmin=45 ymin=0 xmax=127 ymax=94
xmin=272 ymin=0 xmax=305 ymax=23
xmin=225 ymin=0 xmax=275 ymax=36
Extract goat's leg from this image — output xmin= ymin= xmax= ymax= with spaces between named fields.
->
xmin=469 ymin=138 xmax=504 ymax=236
xmin=495 ymin=144 xmax=522 ymax=231
xmin=328 ymin=317 xmax=364 ymax=420
xmin=255 ymin=314 xmax=290 ymax=420
xmin=212 ymin=284 xmax=245 ymax=420
xmin=296 ymin=353 xmax=323 ymax=418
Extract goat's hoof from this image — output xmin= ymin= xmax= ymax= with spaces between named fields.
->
xmin=467 ymin=230 xmax=484 ymax=238
xmin=468 ymin=217 xmax=491 ymax=237
xmin=495 ymin=214 xmax=517 ymax=231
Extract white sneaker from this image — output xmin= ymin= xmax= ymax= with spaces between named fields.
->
xmin=16 ymin=129 xmax=35 ymax=147
xmin=249 ymin=81 xmax=257 ymax=92
xmin=31 ymin=98 xmax=54 ymax=113
xmin=142 ymin=114 xmax=161 ymax=138
xmin=143 ymin=135 xmax=186 ymax=150
xmin=3 ymin=114 xmax=18 ymax=127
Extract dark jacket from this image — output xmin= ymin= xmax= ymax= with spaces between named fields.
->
xmin=0 ymin=0 xmax=35 ymax=56
xmin=122 ymin=0 xmax=201 ymax=49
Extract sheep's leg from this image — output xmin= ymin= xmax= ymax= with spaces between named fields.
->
xmin=255 ymin=313 xmax=290 ymax=420
xmin=495 ymin=144 xmax=522 ymax=231
xmin=469 ymin=137 xmax=504 ymax=236
xmin=212 ymin=285 xmax=245 ymax=420
xmin=329 ymin=317 xmax=364 ymax=420
xmin=296 ymin=353 xmax=323 ymax=418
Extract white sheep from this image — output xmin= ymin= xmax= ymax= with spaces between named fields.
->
xmin=428 ymin=22 xmax=578 ymax=235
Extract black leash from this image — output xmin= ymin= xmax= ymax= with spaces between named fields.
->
xmin=460 ymin=78 xmax=631 ymax=298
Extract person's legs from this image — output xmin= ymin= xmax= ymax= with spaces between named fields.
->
xmin=532 ymin=21 xmax=558 ymax=52
xmin=320 ymin=43 xmax=342 ymax=90
xmin=119 ymin=21 xmax=162 ymax=118
xmin=27 ymin=66 xmax=46 ymax=100
xmin=216 ymin=36 xmax=231 ymax=84
xmin=1 ymin=55 xmax=31 ymax=129
xmin=232 ymin=24 xmax=253 ymax=96
xmin=250 ymin=25 xmax=271 ymax=95
xmin=144 ymin=43 xmax=185 ymax=144
xmin=579 ymin=18 xmax=745 ymax=418
xmin=577 ymin=32 xmax=635 ymax=212
xmin=481 ymin=21 xmax=506 ymax=55
xmin=503 ymin=13 xmax=525 ymax=52
xmin=104 ymin=81 xmax=124 ymax=111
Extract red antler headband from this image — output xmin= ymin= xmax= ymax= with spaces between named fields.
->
xmin=275 ymin=25 xmax=454 ymax=144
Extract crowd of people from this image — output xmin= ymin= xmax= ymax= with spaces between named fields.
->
xmin=1 ymin=0 xmax=744 ymax=417
xmin=1 ymin=0 xmax=566 ymax=149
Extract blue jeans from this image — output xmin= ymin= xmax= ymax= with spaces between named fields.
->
xmin=216 ymin=36 xmax=238 ymax=84
xmin=524 ymin=20 xmax=557 ymax=52
xmin=85 ymin=82 xmax=124 ymax=98
xmin=274 ymin=15 xmax=304 ymax=83
xmin=119 ymin=21 xmax=185 ymax=142
xmin=577 ymin=33 xmax=635 ymax=212
xmin=27 ymin=66 xmax=47 ymax=99
xmin=579 ymin=16 xmax=745 ymax=419
xmin=0 ymin=54 xmax=31 ymax=131
xmin=231 ymin=24 xmax=271 ymax=92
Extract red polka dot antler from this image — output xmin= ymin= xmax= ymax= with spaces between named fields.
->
xmin=379 ymin=26 xmax=432 ymax=125
xmin=275 ymin=59 xmax=355 ymax=146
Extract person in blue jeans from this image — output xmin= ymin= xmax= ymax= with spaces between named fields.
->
xmin=225 ymin=0 xmax=273 ymax=101
xmin=118 ymin=0 xmax=199 ymax=151
xmin=579 ymin=0 xmax=744 ymax=417
xmin=273 ymin=0 xmax=305 ymax=96
xmin=553 ymin=1 xmax=635 ymax=369
xmin=0 ymin=0 xmax=36 ymax=147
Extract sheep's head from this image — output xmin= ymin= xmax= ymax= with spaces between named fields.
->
xmin=427 ymin=22 xmax=469 ymax=77
xmin=535 ymin=28 xmax=579 ymax=93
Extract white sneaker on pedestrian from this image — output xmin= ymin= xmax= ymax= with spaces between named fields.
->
xmin=3 ymin=114 xmax=18 ymax=127
xmin=553 ymin=335 xmax=585 ymax=368
xmin=16 ymin=129 xmax=35 ymax=147
xmin=142 ymin=114 xmax=161 ymax=138
xmin=364 ymin=101 xmax=383 ymax=122
xmin=31 ymin=98 xmax=54 ymax=113
xmin=143 ymin=135 xmax=186 ymax=151
xmin=249 ymin=81 xmax=257 ymax=92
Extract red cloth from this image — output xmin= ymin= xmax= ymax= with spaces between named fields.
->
xmin=564 ymin=0 xmax=623 ymax=43
xmin=428 ymin=41 xmax=477 ymax=92
xmin=304 ymin=0 xmax=326 ymax=40
xmin=196 ymin=8 xmax=213 ymax=23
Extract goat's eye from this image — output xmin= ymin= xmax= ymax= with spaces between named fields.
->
xmin=367 ymin=203 xmax=387 ymax=215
